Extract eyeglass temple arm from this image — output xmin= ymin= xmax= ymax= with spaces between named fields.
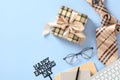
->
xmin=76 ymin=47 xmax=93 ymax=55
xmin=63 ymin=54 xmax=76 ymax=60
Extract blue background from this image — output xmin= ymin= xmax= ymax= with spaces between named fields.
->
xmin=0 ymin=0 xmax=120 ymax=80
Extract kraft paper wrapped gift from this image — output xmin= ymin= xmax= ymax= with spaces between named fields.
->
xmin=60 ymin=70 xmax=90 ymax=80
xmin=43 ymin=6 xmax=88 ymax=45
xmin=55 ymin=62 xmax=97 ymax=80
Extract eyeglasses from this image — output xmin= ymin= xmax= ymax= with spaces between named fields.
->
xmin=63 ymin=47 xmax=94 ymax=65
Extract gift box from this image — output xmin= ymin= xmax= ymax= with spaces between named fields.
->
xmin=43 ymin=6 xmax=88 ymax=45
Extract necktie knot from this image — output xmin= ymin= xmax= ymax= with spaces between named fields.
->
xmin=87 ymin=0 xmax=118 ymax=27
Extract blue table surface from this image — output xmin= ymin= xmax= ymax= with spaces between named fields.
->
xmin=0 ymin=0 xmax=120 ymax=80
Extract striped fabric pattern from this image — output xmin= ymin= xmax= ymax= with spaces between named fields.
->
xmin=87 ymin=0 xmax=120 ymax=65
xmin=96 ymin=25 xmax=118 ymax=65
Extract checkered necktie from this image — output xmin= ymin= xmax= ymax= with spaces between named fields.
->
xmin=87 ymin=0 xmax=120 ymax=65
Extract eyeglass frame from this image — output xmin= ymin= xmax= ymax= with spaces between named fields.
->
xmin=63 ymin=47 xmax=94 ymax=65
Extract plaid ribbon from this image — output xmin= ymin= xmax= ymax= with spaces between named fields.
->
xmin=87 ymin=0 xmax=120 ymax=65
